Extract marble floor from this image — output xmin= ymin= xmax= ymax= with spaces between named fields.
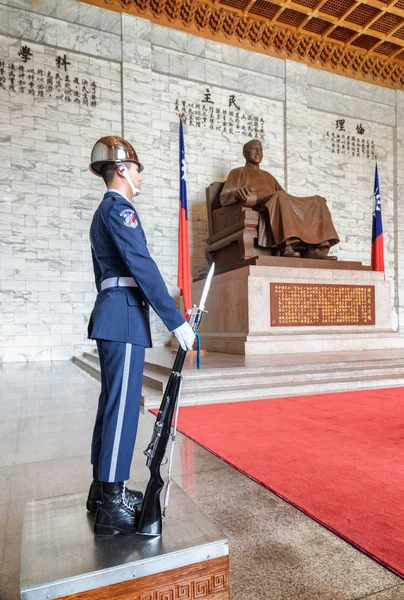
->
xmin=0 ymin=360 xmax=403 ymax=599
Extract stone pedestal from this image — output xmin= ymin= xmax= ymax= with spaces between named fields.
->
xmin=193 ymin=263 xmax=404 ymax=355
xmin=20 ymin=483 xmax=229 ymax=600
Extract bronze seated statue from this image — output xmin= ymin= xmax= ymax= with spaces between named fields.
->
xmin=206 ymin=139 xmax=339 ymax=268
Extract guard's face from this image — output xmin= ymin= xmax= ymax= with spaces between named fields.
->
xmin=127 ymin=162 xmax=142 ymax=190
xmin=245 ymin=142 xmax=263 ymax=165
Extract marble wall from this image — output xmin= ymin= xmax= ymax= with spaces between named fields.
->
xmin=0 ymin=0 xmax=402 ymax=361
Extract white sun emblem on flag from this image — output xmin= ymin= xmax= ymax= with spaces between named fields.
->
xmin=373 ymin=187 xmax=381 ymax=218
xmin=374 ymin=190 xmax=381 ymax=211
xmin=181 ymin=157 xmax=187 ymax=182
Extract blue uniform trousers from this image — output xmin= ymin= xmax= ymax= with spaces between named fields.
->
xmin=91 ymin=339 xmax=145 ymax=482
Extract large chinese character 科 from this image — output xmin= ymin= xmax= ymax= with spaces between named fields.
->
xmin=56 ymin=54 xmax=71 ymax=72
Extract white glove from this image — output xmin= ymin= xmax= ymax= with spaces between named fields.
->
xmin=173 ymin=321 xmax=195 ymax=351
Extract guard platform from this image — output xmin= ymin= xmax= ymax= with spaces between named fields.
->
xmin=20 ymin=482 xmax=229 ymax=600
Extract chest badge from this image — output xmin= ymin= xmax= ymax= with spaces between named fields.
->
xmin=120 ymin=209 xmax=138 ymax=228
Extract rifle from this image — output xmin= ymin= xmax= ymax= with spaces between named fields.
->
xmin=136 ymin=263 xmax=215 ymax=536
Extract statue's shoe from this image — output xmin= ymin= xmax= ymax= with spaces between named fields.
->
xmin=308 ymin=248 xmax=337 ymax=260
xmin=283 ymin=247 xmax=300 ymax=258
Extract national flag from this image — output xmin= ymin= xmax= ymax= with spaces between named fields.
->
xmin=177 ymin=119 xmax=192 ymax=314
xmin=371 ymin=162 xmax=384 ymax=272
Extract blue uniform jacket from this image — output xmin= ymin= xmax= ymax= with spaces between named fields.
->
xmin=88 ymin=190 xmax=185 ymax=346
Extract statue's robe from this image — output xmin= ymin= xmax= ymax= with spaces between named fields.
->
xmin=220 ymin=163 xmax=339 ymax=249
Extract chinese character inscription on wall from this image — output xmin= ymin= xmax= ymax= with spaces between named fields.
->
xmin=175 ymin=88 xmax=265 ymax=138
xmin=0 ymin=44 xmax=98 ymax=107
xmin=324 ymin=119 xmax=376 ymax=160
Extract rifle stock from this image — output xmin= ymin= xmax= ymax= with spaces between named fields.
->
xmin=136 ymin=350 xmax=185 ymax=535
xmin=136 ymin=263 xmax=215 ymax=536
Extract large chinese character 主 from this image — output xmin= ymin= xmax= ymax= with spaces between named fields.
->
xmin=335 ymin=119 xmax=345 ymax=132
xmin=18 ymin=45 xmax=33 ymax=63
xmin=202 ymin=87 xmax=214 ymax=104
xmin=229 ymin=94 xmax=240 ymax=110
xmin=56 ymin=54 xmax=71 ymax=72
xmin=356 ymin=123 xmax=365 ymax=135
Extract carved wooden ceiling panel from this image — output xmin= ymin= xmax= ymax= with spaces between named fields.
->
xmin=80 ymin=0 xmax=404 ymax=90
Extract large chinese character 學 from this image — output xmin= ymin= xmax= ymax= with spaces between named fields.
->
xmin=229 ymin=94 xmax=240 ymax=110
xmin=56 ymin=54 xmax=71 ymax=72
xmin=18 ymin=45 xmax=33 ymax=63
xmin=356 ymin=123 xmax=365 ymax=135
xmin=335 ymin=119 xmax=345 ymax=131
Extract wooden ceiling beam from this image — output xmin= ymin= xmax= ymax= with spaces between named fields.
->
xmin=78 ymin=0 xmax=404 ymax=88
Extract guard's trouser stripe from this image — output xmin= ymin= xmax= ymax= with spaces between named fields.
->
xmin=108 ymin=343 xmax=132 ymax=481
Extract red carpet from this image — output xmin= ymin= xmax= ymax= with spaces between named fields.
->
xmin=155 ymin=388 xmax=404 ymax=576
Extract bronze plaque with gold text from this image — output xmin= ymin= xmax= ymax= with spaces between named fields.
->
xmin=270 ymin=283 xmax=375 ymax=327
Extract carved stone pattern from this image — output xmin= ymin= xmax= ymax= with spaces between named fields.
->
xmin=113 ymin=571 xmax=229 ymax=599
xmin=212 ymin=573 xmax=227 ymax=591
xmin=176 ymin=582 xmax=193 ymax=599
xmin=99 ymin=0 xmax=404 ymax=90
xmin=194 ymin=578 xmax=210 ymax=598
xmin=213 ymin=205 xmax=244 ymax=233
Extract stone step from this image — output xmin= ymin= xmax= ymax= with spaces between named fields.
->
xmin=161 ymin=374 xmax=404 ymax=408
xmin=81 ymin=350 xmax=404 ymax=390
xmin=141 ymin=363 xmax=404 ymax=393
xmin=73 ymin=355 xmax=100 ymax=381
xmin=73 ymin=355 xmax=162 ymax=406
xmin=73 ymin=353 xmax=404 ymax=409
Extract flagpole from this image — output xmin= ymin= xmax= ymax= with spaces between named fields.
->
xmin=177 ymin=114 xmax=192 ymax=317
xmin=371 ymin=160 xmax=385 ymax=279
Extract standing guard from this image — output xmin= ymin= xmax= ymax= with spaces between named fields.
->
xmin=87 ymin=136 xmax=195 ymax=536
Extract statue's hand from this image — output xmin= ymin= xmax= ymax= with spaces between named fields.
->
xmin=235 ymin=186 xmax=250 ymax=203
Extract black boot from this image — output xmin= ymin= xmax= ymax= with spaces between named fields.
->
xmin=86 ymin=465 xmax=143 ymax=512
xmin=94 ymin=482 xmax=138 ymax=537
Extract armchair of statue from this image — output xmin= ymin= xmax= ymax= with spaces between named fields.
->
xmin=205 ymin=182 xmax=276 ymax=269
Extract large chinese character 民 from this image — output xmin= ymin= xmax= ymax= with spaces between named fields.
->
xmin=229 ymin=94 xmax=240 ymax=110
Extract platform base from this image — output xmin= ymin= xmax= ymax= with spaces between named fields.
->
xmin=20 ymin=483 xmax=229 ymax=600
xmin=193 ymin=264 xmax=400 ymax=355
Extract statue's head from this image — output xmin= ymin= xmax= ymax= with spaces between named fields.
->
xmin=243 ymin=139 xmax=263 ymax=166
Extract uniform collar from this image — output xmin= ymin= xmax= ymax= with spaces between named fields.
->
xmin=105 ymin=188 xmax=131 ymax=203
